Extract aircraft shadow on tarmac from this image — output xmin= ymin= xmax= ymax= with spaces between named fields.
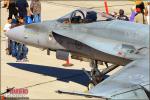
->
xmin=7 ymin=63 xmax=109 ymax=86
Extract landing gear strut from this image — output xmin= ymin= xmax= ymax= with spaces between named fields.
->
xmin=83 ymin=60 xmax=103 ymax=90
xmin=83 ymin=59 xmax=119 ymax=90
xmin=89 ymin=60 xmax=103 ymax=85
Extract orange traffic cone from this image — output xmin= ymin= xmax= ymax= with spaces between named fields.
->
xmin=62 ymin=58 xmax=73 ymax=67
xmin=1 ymin=95 xmax=5 ymax=100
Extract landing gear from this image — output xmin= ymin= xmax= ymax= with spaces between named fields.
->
xmin=83 ymin=59 xmax=119 ymax=90
xmin=83 ymin=60 xmax=103 ymax=90
xmin=89 ymin=60 xmax=103 ymax=85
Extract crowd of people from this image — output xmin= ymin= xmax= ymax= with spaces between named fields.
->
xmin=3 ymin=0 xmax=41 ymax=62
xmin=110 ymin=0 xmax=150 ymax=24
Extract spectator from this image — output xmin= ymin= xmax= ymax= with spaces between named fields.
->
xmin=15 ymin=17 xmax=29 ymax=62
xmin=3 ymin=17 xmax=12 ymax=55
xmin=11 ymin=41 xmax=18 ymax=57
xmin=134 ymin=0 xmax=147 ymax=24
xmin=117 ymin=9 xmax=129 ymax=21
xmin=16 ymin=0 xmax=30 ymax=20
xmin=16 ymin=43 xmax=28 ymax=62
xmin=30 ymin=0 xmax=41 ymax=23
xmin=22 ymin=44 xmax=29 ymax=61
xmin=16 ymin=42 xmax=23 ymax=61
xmin=7 ymin=0 xmax=18 ymax=20
xmin=135 ymin=0 xmax=145 ymax=14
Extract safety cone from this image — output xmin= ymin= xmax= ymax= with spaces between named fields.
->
xmin=62 ymin=58 xmax=73 ymax=67
xmin=1 ymin=95 xmax=5 ymax=100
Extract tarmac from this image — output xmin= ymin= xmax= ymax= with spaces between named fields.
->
xmin=1 ymin=1 xmax=134 ymax=99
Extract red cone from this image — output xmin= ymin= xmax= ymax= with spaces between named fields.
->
xmin=62 ymin=58 xmax=73 ymax=67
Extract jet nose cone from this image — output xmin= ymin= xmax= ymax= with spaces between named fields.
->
xmin=5 ymin=29 xmax=12 ymax=38
xmin=6 ymin=25 xmax=25 ymax=41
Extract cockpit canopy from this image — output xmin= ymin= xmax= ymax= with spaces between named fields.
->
xmin=57 ymin=9 xmax=115 ymax=24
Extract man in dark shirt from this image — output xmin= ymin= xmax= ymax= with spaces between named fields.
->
xmin=7 ymin=0 xmax=18 ymax=19
xmin=16 ymin=0 xmax=29 ymax=18
xmin=117 ymin=9 xmax=129 ymax=21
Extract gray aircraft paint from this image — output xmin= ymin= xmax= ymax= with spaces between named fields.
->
xmin=89 ymin=56 xmax=149 ymax=99
xmin=6 ymin=20 xmax=148 ymax=61
xmin=5 ymin=9 xmax=149 ymax=99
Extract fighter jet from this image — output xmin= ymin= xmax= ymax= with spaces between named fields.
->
xmin=6 ymin=9 xmax=149 ymax=99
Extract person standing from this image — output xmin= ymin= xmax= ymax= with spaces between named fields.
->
xmin=30 ymin=0 xmax=41 ymax=23
xmin=16 ymin=0 xmax=30 ymax=19
xmin=134 ymin=0 xmax=147 ymax=24
xmin=22 ymin=44 xmax=28 ymax=61
xmin=15 ymin=17 xmax=29 ymax=62
xmin=7 ymin=0 xmax=18 ymax=20
xmin=16 ymin=43 xmax=29 ymax=62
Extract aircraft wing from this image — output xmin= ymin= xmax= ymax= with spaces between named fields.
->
xmin=88 ymin=56 xmax=149 ymax=99
xmin=57 ymin=57 xmax=149 ymax=99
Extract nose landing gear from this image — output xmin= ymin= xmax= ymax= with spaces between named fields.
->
xmin=83 ymin=59 xmax=119 ymax=90
xmin=83 ymin=60 xmax=103 ymax=90
xmin=89 ymin=60 xmax=103 ymax=85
